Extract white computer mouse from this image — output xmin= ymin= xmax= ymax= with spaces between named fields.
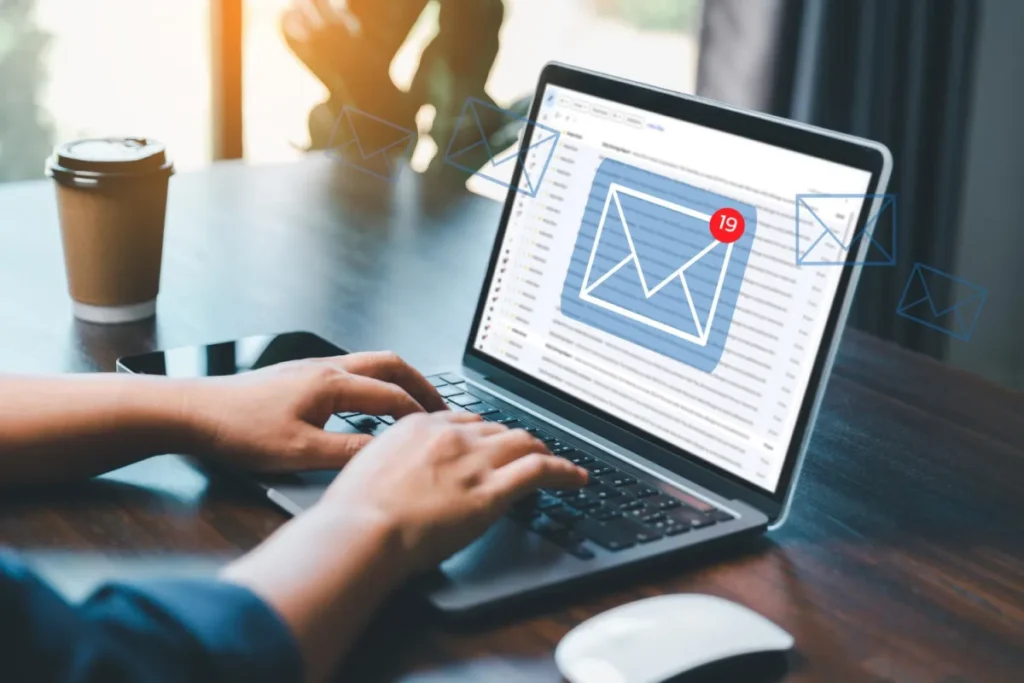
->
xmin=555 ymin=594 xmax=794 ymax=683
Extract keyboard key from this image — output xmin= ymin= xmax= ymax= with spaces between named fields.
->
xmin=546 ymin=505 xmax=584 ymax=524
xmin=691 ymin=516 xmax=717 ymax=529
xmin=324 ymin=415 xmax=354 ymax=435
xmin=641 ymin=512 xmax=667 ymax=524
xmin=576 ymin=518 xmax=647 ymax=552
xmin=584 ymin=463 xmax=615 ymax=477
xmin=546 ymin=488 xmax=583 ymax=498
xmin=530 ymin=516 xmax=581 ymax=547
xmin=620 ymin=501 xmax=655 ymax=517
xmin=623 ymin=508 xmax=653 ymax=522
xmin=427 ymin=375 xmax=448 ymax=387
xmin=563 ymin=490 xmax=603 ymax=511
xmin=603 ymin=474 xmax=637 ymax=488
xmin=650 ymin=496 xmax=682 ymax=510
xmin=440 ymin=373 xmax=464 ymax=384
xmin=647 ymin=518 xmax=686 ymax=534
xmin=540 ymin=435 xmax=559 ymax=445
xmin=566 ymin=544 xmax=595 ymax=560
xmin=335 ymin=411 xmax=360 ymax=418
xmin=483 ymin=411 xmax=513 ymax=422
xmin=567 ymin=453 xmax=595 ymax=465
xmin=345 ymin=421 xmax=386 ymax=437
xmin=594 ymin=508 xmax=623 ymax=521
xmin=587 ymin=482 xmax=625 ymax=500
xmin=467 ymin=402 xmax=498 ymax=416
xmin=446 ymin=393 xmax=480 ymax=407
xmin=630 ymin=485 xmax=660 ymax=498
xmin=346 ymin=415 xmax=379 ymax=433
xmin=436 ymin=384 xmax=464 ymax=398
xmin=636 ymin=528 xmax=664 ymax=543
xmin=377 ymin=415 xmax=396 ymax=425
xmin=535 ymin=494 xmax=562 ymax=511
xmin=668 ymin=509 xmax=717 ymax=529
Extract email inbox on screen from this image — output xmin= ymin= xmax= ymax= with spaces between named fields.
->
xmin=560 ymin=159 xmax=759 ymax=373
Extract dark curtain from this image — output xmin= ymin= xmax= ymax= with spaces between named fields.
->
xmin=698 ymin=0 xmax=980 ymax=359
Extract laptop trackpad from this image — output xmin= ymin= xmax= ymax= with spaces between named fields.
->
xmin=416 ymin=518 xmax=588 ymax=613
xmin=442 ymin=518 xmax=565 ymax=577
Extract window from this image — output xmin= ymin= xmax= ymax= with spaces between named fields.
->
xmin=242 ymin=0 xmax=325 ymax=164
xmin=0 ymin=0 xmax=211 ymax=182
xmin=0 ymin=0 xmax=704 ymax=181
xmin=490 ymin=0 xmax=703 ymax=103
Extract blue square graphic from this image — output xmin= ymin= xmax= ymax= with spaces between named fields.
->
xmin=795 ymin=193 xmax=897 ymax=266
xmin=895 ymin=263 xmax=987 ymax=341
xmin=560 ymin=159 xmax=759 ymax=373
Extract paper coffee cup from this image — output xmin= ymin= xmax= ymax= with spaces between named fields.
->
xmin=46 ymin=138 xmax=174 ymax=324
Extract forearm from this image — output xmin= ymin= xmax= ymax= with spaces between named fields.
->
xmin=221 ymin=506 xmax=407 ymax=683
xmin=0 ymin=374 xmax=200 ymax=486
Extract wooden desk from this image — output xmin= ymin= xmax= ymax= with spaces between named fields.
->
xmin=0 ymin=159 xmax=1021 ymax=682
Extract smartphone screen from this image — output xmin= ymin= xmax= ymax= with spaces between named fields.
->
xmin=117 ymin=331 xmax=347 ymax=377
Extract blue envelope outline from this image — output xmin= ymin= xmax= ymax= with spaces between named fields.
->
xmin=325 ymin=105 xmax=416 ymax=183
xmin=795 ymin=193 xmax=897 ymax=266
xmin=896 ymin=263 xmax=987 ymax=341
xmin=443 ymin=97 xmax=560 ymax=198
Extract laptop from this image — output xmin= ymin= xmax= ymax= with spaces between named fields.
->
xmin=121 ymin=63 xmax=892 ymax=620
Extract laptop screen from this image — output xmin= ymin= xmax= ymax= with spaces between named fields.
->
xmin=471 ymin=84 xmax=874 ymax=494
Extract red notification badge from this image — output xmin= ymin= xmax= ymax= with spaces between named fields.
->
xmin=710 ymin=208 xmax=745 ymax=243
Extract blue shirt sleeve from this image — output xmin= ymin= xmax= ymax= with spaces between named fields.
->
xmin=0 ymin=552 xmax=303 ymax=683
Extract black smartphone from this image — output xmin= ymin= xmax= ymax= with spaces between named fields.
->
xmin=116 ymin=331 xmax=347 ymax=378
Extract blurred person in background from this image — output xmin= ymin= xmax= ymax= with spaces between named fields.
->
xmin=282 ymin=0 xmax=529 ymax=173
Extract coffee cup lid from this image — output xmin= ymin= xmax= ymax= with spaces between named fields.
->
xmin=47 ymin=137 xmax=174 ymax=187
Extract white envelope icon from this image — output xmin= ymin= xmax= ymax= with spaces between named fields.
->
xmin=579 ymin=184 xmax=733 ymax=347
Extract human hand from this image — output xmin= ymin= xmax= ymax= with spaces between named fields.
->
xmin=221 ymin=409 xmax=586 ymax=682
xmin=318 ymin=410 xmax=589 ymax=575
xmin=185 ymin=352 xmax=447 ymax=472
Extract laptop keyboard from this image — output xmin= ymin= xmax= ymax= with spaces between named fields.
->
xmin=335 ymin=372 xmax=735 ymax=560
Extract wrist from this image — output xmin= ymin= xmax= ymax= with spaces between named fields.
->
xmin=165 ymin=378 xmax=225 ymax=457
xmin=110 ymin=375 xmax=205 ymax=455
xmin=304 ymin=503 xmax=410 ymax=586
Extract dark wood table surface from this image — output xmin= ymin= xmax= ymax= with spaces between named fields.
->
xmin=0 ymin=158 xmax=1021 ymax=683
